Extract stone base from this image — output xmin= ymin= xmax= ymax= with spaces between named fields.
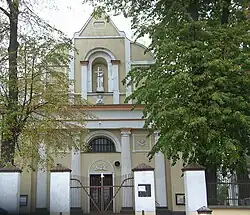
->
xmin=156 ymin=207 xmax=168 ymax=211
xmin=135 ymin=212 xmax=156 ymax=215
xmin=172 ymin=211 xmax=185 ymax=215
xmin=70 ymin=207 xmax=83 ymax=215
xmin=120 ymin=207 xmax=134 ymax=214
xmin=156 ymin=207 xmax=171 ymax=215
xmin=34 ymin=208 xmax=49 ymax=215
xmin=50 ymin=213 xmax=70 ymax=215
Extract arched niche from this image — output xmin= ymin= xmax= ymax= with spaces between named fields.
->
xmin=84 ymin=48 xmax=116 ymax=93
xmin=92 ymin=57 xmax=108 ymax=92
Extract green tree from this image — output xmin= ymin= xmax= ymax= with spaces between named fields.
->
xmin=86 ymin=0 xmax=250 ymax=173
xmin=0 ymin=0 xmax=88 ymax=168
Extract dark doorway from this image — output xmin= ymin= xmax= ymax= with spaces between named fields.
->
xmin=90 ymin=174 xmax=113 ymax=212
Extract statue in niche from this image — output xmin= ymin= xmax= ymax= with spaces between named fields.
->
xmin=95 ymin=67 xmax=104 ymax=92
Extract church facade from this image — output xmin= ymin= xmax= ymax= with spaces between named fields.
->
xmin=19 ymin=13 xmax=186 ymax=215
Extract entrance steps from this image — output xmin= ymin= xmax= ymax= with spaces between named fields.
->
xmin=71 ymin=208 xmax=83 ymax=215
xmin=120 ymin=207 xmax=134 ymax=214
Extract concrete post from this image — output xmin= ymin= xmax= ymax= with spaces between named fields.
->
xmin=182 ymin=163 xmax=207 ymax=215
xmin=132 ymin=163 xmax=156 ymax=215
xmin=50 ymin=164 xmax=71 ymax=215
xmin=0 ymin=166 xmax=22 ymax=214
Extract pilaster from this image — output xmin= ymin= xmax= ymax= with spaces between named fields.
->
xmin=120 ymin=128 xmax=133 ymax=208
xmin=154 ymin=132 xmax=167 ymax=208
xmin=111 ymin=60 xmax=120 ymax=104
xmin=125 ymin=38 xmax=132 ymax=103
xmin=71 ymin=146 xmax=81 ymax=208
xmin=36 ymin=143 xmax=48 ymax=209
xmin=80 ymin=60 xmax=88 ymax=99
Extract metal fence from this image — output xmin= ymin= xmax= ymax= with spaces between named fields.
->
xmin=207 ymin=182 xmax=250 ymax=206
xmin=70 ymin=174 xmax=134 ymax=214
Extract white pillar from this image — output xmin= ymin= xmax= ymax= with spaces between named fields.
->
xmin=154 ymin=132 xmax=167 ymax=208
xmin=132 ymin=163 xmax=156 ymax=215
xmin=36 ymin=144 xmax=48 ymax=209
xmin=81 ymin=61 xmax=88 ymax=99
xmin=71 ymin=148 xmax=81 ymax=208
xmin=0 ymin=167 xmax=22 ymax=214
xmin=50 ymin=164 xmax=71 ymax=215
xmin=182 ymin=164 xmax=207 ymax=215
xmin=121 ymin=129 xmax=133 ymax=208
xmin=108 ymin=62 xmax=113 ymax=92
xmin=68 ymin=50 xmax=75 ymax=104
xmin=111 ymin=60 xmax=120 ymax=104
xmin=125 ymin=38 xmax=132 ymax=104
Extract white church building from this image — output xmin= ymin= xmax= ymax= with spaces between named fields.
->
xmin=16 ymin=12 xmax=187 ymax=215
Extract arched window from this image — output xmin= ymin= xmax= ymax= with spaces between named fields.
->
xmin=88 ymin=136 xmax=116 ymax=153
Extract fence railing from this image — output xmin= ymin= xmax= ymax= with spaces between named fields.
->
xmin=207 ymin=182 xmax=250 ymax=206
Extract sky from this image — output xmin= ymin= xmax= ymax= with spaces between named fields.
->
xmin=37 ymin=0 xmax=149 ymax=46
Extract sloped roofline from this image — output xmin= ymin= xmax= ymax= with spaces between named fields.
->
xmin=74 ymin=11 xmax=123 ymax=37
xmin=130 ymin=40 xmax=155 ymax=59
xmin=73 ymin=11 xmax=155 ymax=59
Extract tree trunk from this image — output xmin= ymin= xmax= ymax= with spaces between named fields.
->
xmin=188 ymin=0 xmax=199 ymax=21
xmin=221 ymin=0 xmax=230 ymax=24
xmin=1 ymin=0 xmax=19 ymax=166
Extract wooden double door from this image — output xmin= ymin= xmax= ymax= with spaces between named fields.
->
xmin=90 ymin=174 xmax=113 ymax=212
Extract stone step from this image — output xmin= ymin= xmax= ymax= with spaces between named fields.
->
xmin=120 ymin=207 xmax=134 ymax=214
xmin=33 ymin=208 xmax=49 ymax=215
xmin=71 ymin=208 xmax=83 ymax=215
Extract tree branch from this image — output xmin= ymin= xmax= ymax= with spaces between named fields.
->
xmin=0 ymin=6 xmax=10 ymax=17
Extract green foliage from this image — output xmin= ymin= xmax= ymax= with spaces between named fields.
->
xmin=85 ymin=0 xmax=250 ymax=173
xmin=0 ymin=0 xmax=88 ymax=169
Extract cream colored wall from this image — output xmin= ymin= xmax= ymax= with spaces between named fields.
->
xmin=119 ymin=94 xmax=126 ymax=104
xmin=31 ymin=171 xmax=37 ymax=212
xmin=131 ymin=43 xmax=154 ymax=61
xmin=20 ymin=170 xmax=33 ymax=213
xmin=79 ymin=15 xmax=120 ymax=37
xmin=53 ymin=152 xmax=72 ymax=168
xmin=169 ymin=160 xmax=185 ymax=212
xmin=210 ymin=208 xmax=250 ymax=215
xmin=131 ymin=129 xmax=155 ymax=168
xmin=165 ymin=160 xmax=173 ymax=210
xmin=87 ymin=94 xmax=113 ymax=104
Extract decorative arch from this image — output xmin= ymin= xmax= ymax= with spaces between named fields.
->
xmin=88 ymin=159 xmax=115 ymax=173
xmin=84 ymin=48 xmax=116 ymax=93
xmin=84 ymin=47 xmax=116 ymax=61
xmin=84 ymin=130 xmax=121 ymax=152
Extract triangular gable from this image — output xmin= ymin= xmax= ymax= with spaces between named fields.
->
xmin=74 ymin=12 xmax=122 ymax=37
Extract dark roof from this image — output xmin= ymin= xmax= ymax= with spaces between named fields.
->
xmin=182 ymin=163 xmax=206 ymax=172
xmin=0 ymin=166 xmax=22 ymax=173
xmin=132 ymin=163 xmax=154 ymax=172
xmin=197 ymin=206 xmax=212 ymax=214
xmin=50 ymin=164 xmax=72 ymax=172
